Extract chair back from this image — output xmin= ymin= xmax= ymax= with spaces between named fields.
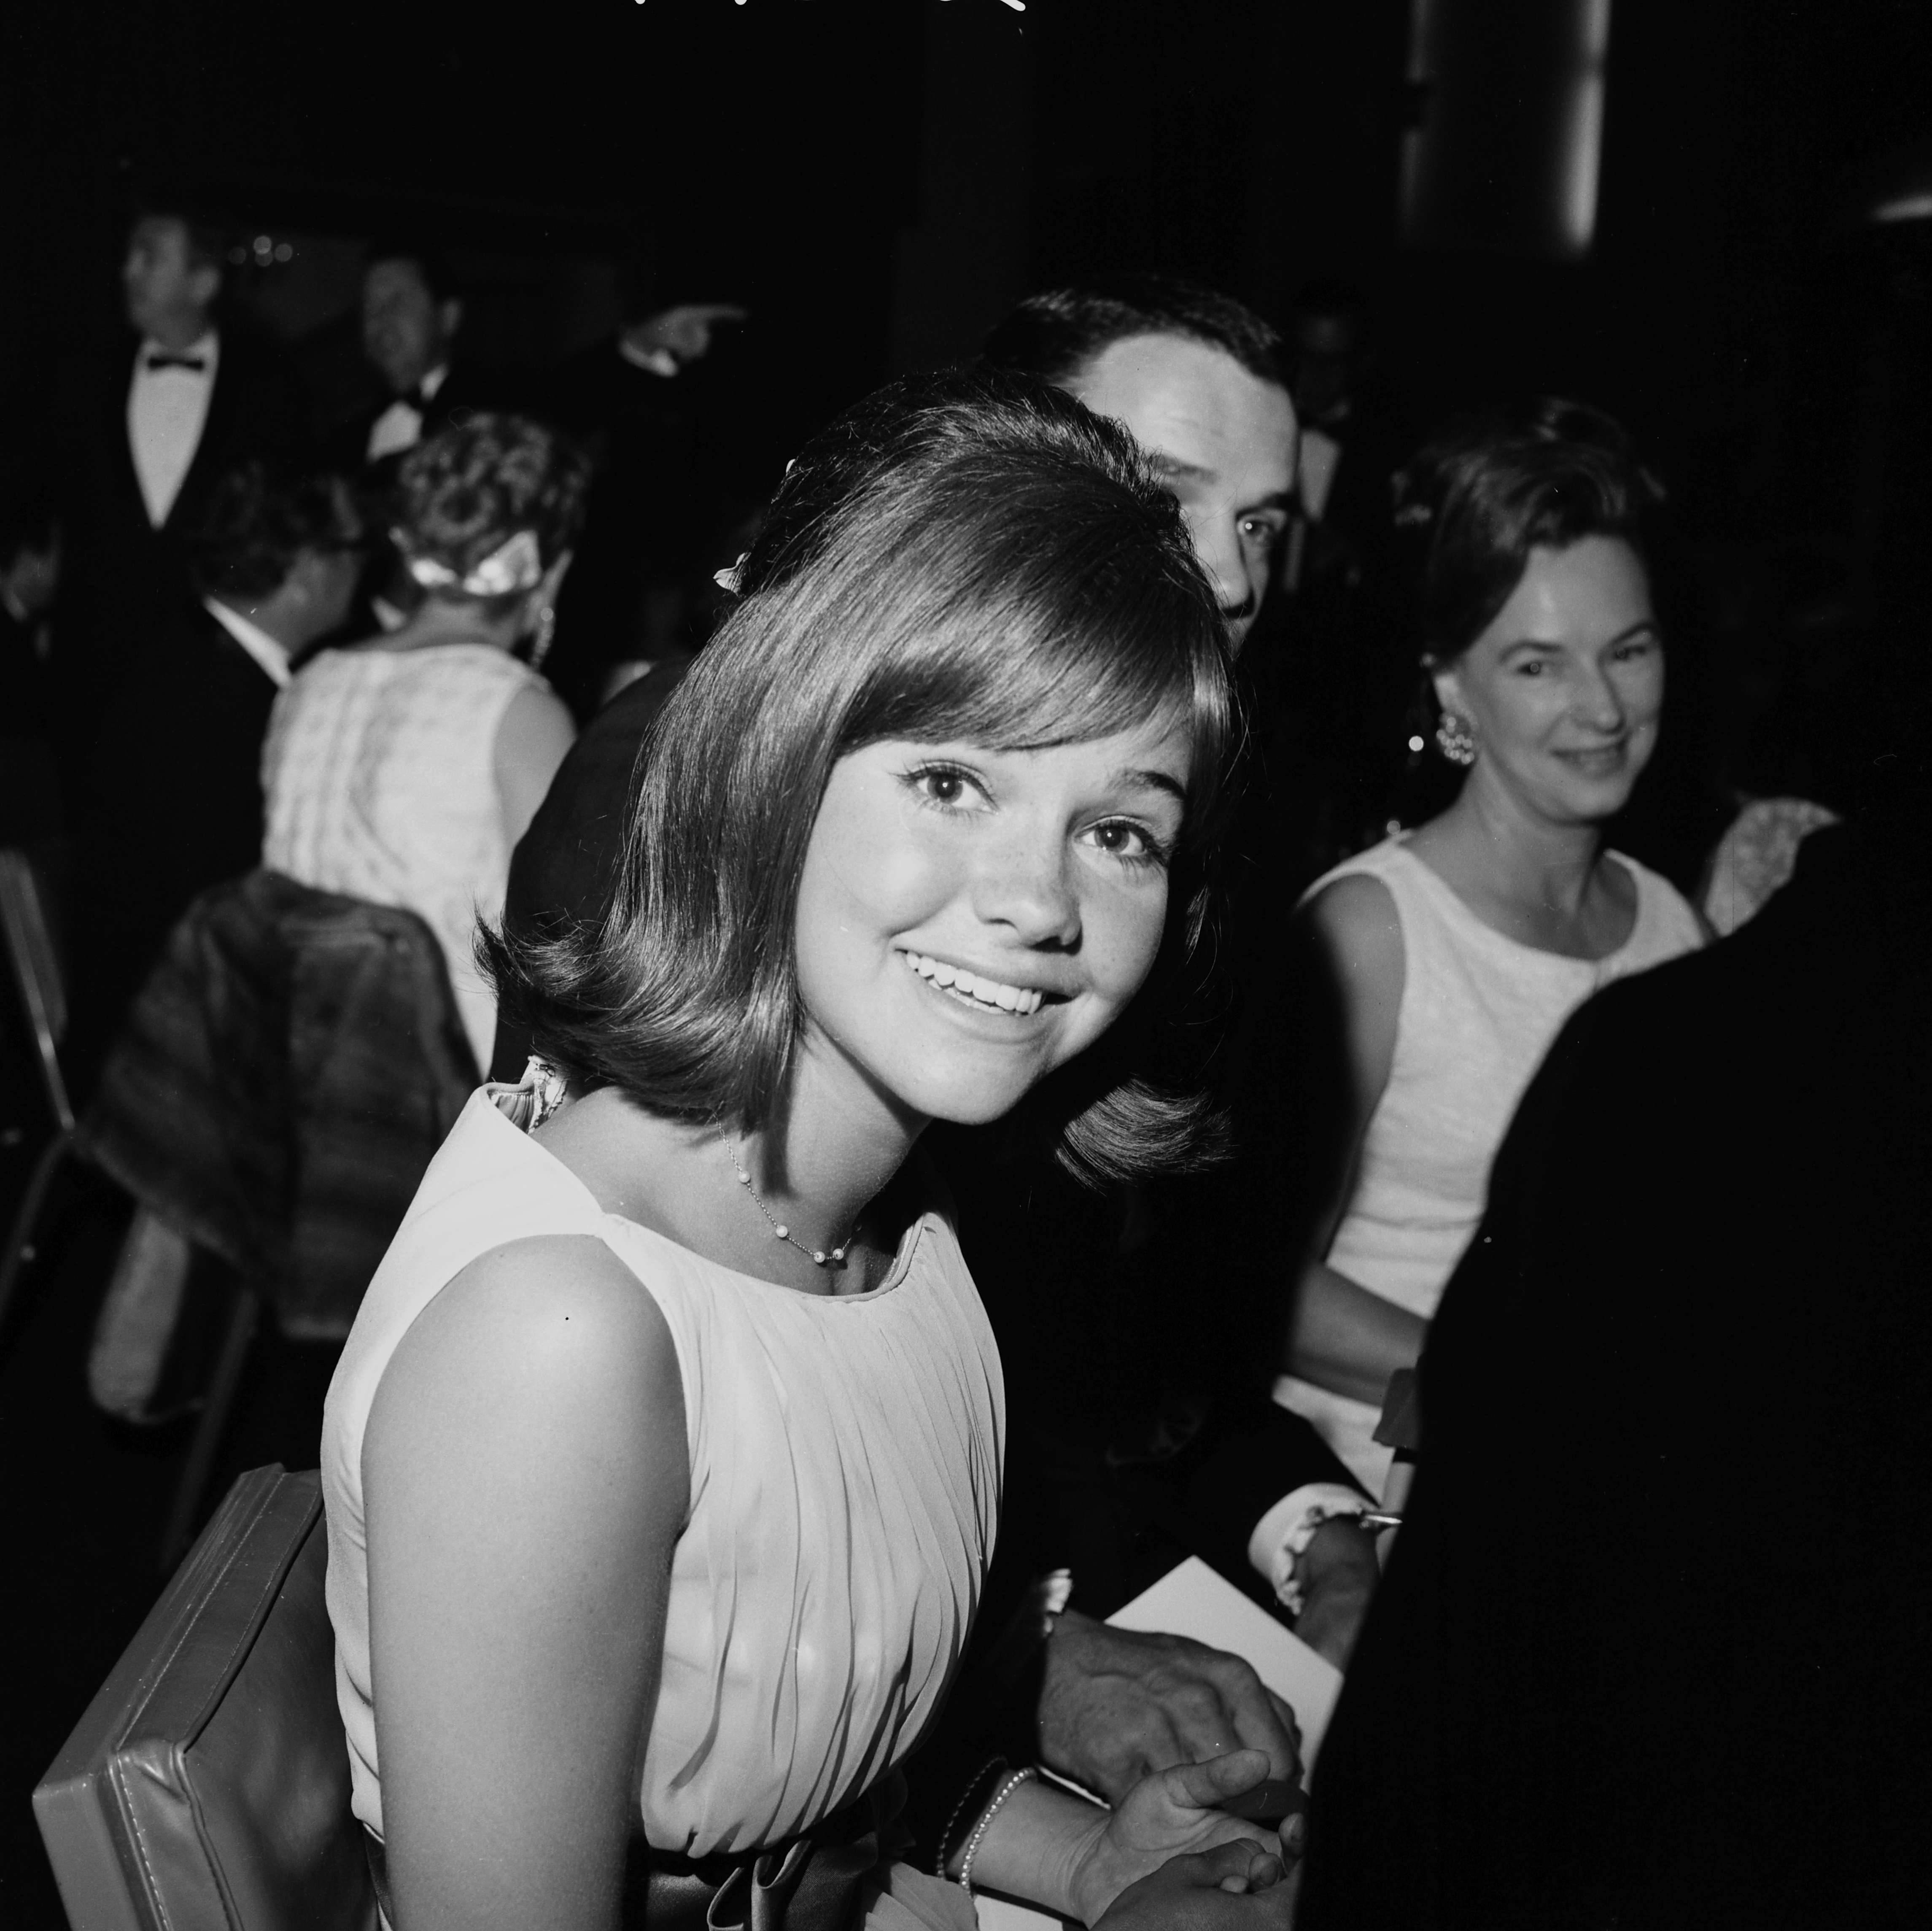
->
xmin=35 ymin=1466 xmax=378 ymax=1931
xmin=0 ymin=845 xmax=74 ymax=1133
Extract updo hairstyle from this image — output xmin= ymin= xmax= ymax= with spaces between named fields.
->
xmin=392 ymin=413 xmax=589 ymax=617
xmin=484 ymin=366 xmax=1237 ymax=1184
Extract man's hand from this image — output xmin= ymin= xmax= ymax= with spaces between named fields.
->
xmin=1291 ymin=1518 xmax=1379 ymax=1669
xmin=619 ymin=303 xmax=749 ymax=371
xmin=1037 ymin=1611 xmax=1301 ymax=1803
xmin=1 ymin=537 xmax=59 ymax=623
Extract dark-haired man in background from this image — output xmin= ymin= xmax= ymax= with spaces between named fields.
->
xmin=1 ymin=203 xmax=313 ymax=785
xmin=937 ymin=281 xmax=1382 ymax=1807
xmin=334 ymin=246 xmax=496 ymax=477
xmin=65 ymin=463 xmax=364 ymax=1089
xmin=981 ymin=274 xmax=1299 ymax=650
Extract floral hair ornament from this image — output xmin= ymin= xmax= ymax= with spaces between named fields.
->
xmin=398 ymin=526 xmax=545 ymax=596
xmin=712 ymin=550 xmax=751 ymax=596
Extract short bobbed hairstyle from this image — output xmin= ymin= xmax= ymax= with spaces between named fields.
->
xmin=484 ymin=367 xmax=1237 ymax=1184
xmin=392 ymin=413 xmax=588 ymax=611
xmin=1394 ymin=396 xmax=1666 ymax=663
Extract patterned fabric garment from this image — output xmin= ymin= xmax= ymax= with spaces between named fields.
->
xmin=82 ymin=868 xmax=475 ymax=1340
xmin=323 ymin=1091 xmax=1004 ymax=1885
xmin=1276 ymin=834 xmax=1705 ymax=1493
xmin=261 ymin=642 xmax=545 ymax=1071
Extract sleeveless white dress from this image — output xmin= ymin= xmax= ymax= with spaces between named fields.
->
xmin=1277 ymin=835 xmax=1705 ymax=1492
xmin=322 ymin=1087 xmax=1000 ymax=1925
xmin=261 ymin=642 xmax=548 ymax=1073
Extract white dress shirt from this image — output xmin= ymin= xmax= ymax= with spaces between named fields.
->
xmin=204 ymin=596 xmax=291 ymax=689
xmin=365 ymin=361 xmax=448 ymax=464
xmin=128 ymin=331 xmax=220 ymax=527
xmin=617 ymin=335 xmax=682 ymax=380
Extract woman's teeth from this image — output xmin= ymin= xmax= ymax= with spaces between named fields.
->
xmin=903 ymin=951 xmax=1044 ymax=1016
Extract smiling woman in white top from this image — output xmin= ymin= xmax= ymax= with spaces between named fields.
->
xmin=323 ymin=369 xmax=1298 ymax=1931
xmin=1275 ymin=401 xmax=1704 ymax=1495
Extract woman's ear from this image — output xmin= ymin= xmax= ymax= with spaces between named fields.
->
xmin=540 ymin=550 xmax=574 ymax=602
xmin=1428 ymin=657 xmax=1466 ymax=720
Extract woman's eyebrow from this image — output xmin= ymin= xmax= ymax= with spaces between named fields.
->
xmin=1109 ymin=766 xmax=1189 ymax=805
xmin=1503 ymin=619 xmax=1660 ymax=654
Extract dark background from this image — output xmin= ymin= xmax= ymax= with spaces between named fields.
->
xmin=5 ymin=1 xmax=1932 ymax=1921
xmin=9 ymin=0 xmax=1932 ymax=797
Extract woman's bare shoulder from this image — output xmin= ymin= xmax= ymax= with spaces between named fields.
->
xmin=368 ymin=1234 xmax=684 ymax=1479
xmin=1303 ymin=871 xmax=1403 ymax=976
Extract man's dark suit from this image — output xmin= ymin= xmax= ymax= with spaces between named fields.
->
xmin=1299 ymin=809 xmax=1932 ymax=1930
xmin=65 ymin=601 xmax=291 ymax=1091
xmin=24 ymin=326 xmax=310 ymax=774
xmin=328 ymin=362 xmax=498 ymax=471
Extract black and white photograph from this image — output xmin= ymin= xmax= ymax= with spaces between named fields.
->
xmin=2 ymin=3 xmax=1928 ymax=1926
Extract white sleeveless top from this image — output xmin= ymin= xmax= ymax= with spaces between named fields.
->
xmin=322 ymin=1090 xmax=1005 ymax=1857
xmin=261 ymin=642 xmax=548 ymax=1073
xmin=1276 ymin=835 xmax=1703 ymax=1491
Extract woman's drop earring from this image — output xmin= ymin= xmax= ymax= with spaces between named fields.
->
xmin=1435 ymin=711 xmax=1477 ymax=766
xmin=530 ymin=603 xmax=558 ymax=670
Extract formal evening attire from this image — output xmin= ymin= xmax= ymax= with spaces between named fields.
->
xmin=328 ymin=358 xmax=505 ymax=481
xmin=261 ymin=642 xmax=549 ymax=1073
xmin=1299 ymin=809 xmax=1932 ymax=1931
xmin=65 ymin=598 xmax=296 ymax=1091
xmin=1278 ymin=834 xmax=1704 ymax=1491
xmin=323 ymin=1082 xmax=997 ymax=1926
xmin=8 ymin=325 xmax=311 ymax=777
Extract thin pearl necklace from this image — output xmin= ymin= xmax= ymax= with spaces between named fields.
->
xmin=730 ymin=1141 xmax=857 ymax=1268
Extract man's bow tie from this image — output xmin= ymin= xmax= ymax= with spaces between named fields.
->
xmin=145 ymin=352 xmax=208 ymax=373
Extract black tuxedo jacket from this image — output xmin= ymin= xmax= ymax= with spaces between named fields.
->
xmin=65 ymin=600 xmax=290 ymax=1091
xmin=29 ymin=326 xmax=310 ymax=761
xmin=326 ymin=359 xmax=511 ymax=482
xmin=1299 ymin=810 xmax=1932 ymax=1931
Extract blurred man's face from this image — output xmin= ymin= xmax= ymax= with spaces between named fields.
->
xmin=1291 ymin=310 xmax=1366 ymax=427
xmin=361 ymin=259 xmax=459 ymax=396
xmin=1070 ymin=334 xmax=1298 ymax=650
xmin=123 ymin=217 xmax=218 ymax=342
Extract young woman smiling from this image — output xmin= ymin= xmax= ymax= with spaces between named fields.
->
xmin=320 ymin=369 xmax=1296 ymax=1931
xmin=1270 ymin=400 xmax=1705 ymax=1497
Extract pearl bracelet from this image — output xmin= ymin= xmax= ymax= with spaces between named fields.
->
xmin=956 ymin=1766 xmax=1037 ymax=1898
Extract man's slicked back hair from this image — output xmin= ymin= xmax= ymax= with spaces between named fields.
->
xmin=980 ymin=272 xmax=1287 ymax=395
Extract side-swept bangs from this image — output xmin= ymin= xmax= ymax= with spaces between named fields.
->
xmin=485 ymin=368 xmax=1236 ymax=1183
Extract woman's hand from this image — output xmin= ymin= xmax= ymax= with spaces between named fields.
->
xmin=1067 ymin=1749 xmax=1299 ymax=1926
xmin=1094 ymin=1842 xmax=1298 ymax=1930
